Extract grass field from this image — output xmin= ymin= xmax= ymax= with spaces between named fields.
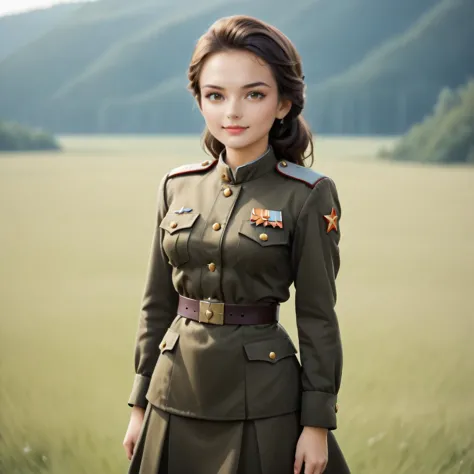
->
xmin=1 ymin=136 xmax=473 ymax=474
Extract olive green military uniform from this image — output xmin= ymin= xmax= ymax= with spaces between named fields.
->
xmin=127 ymin=146 xmax=350 ymax=473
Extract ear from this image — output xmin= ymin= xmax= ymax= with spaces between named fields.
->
xmin=276 ymin=98 xmax=292 ymax=120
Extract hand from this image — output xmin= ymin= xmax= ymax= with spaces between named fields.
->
xmin=294 ymin=426 xmax=328 ymax=474
xmin=123 ymin=406 xmax=146 ymax=460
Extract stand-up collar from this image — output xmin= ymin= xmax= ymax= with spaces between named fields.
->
xmin=217 ymin=145 xmax=278 ymax=185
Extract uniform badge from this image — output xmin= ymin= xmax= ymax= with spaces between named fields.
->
xmin=323 ymin=207 xmax=338 ymax=233
xmin=174 ymin=207 xmax=193 ymax=214
xmin=250 ymin=208 xmax=283 ymax=228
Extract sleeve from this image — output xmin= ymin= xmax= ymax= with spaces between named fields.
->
xmin=127 ymin=173 xmax=179 ymax=408
xmin=291 ymin=177 xmax=343 ymax=430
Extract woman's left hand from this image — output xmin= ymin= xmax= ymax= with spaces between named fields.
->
xmin=294 ymin=426 xmax=328 ymax=474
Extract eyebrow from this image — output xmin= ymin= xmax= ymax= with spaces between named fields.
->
xmin=201 ymin=81 xmax=271 ymax=90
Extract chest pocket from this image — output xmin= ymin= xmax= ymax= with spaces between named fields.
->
xmin=237 ymin=219 xmax=289 ymax=269
xmin=238 ymin=220 xmax=289 ymax=246
xmin=159 ymin=211 xmax=200 ymax=267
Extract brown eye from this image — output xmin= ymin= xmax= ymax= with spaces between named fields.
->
xmin=248 ymin=91 xmax=265 ymax=100
xmin=205 ymin=92 xmax=223 ymax=101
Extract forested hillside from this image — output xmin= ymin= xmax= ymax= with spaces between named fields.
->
xmin=308 ymin=0 xmax=474 ymax=134
xmin=379 ymin=78 xmax=474 ymax=163
xmin=0 ymin=3 xmax=80 ymax=62
xmin=0 ymin=120 xmax=60 ymax=151
xmin=0 ymin=0 xmax=472 ymax=135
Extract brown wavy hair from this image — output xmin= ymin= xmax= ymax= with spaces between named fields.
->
xmin=187 ymin=15 xmax=314 ymax=167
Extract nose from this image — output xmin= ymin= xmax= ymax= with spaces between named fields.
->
xmin=226 ymin=98 xmax=242 ymax=120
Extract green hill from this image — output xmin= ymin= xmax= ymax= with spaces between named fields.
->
xmin=0 ymin=3 xmax=80 ymax=62
xmin=308 ymin=0 xmax=474 ymax=134
xmin=0 ymin=0 xmax=472 ymax=135
xmin=379 ymin=78 xmax=474 ymax=163
xmin=0 ymin=120 xmax=60 ymax=151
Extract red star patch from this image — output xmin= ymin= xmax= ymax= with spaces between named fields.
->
xmin=323 ymin=207 xmax=338 ymax=233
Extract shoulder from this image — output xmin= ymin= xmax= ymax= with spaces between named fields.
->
xmin=275 ymin=159 xmax=328 ymax=188
xmin=167 ymin=158 xmax=217 ymax=178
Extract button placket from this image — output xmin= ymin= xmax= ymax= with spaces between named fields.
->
xmin=200 ymin=184 xmax=241 ymax=300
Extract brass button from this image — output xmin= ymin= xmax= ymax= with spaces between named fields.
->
xmin=205 ymin=309 xmax=213 ymax=320
xmin=212 ymin=223 xmax=221 ymax=231
xmin=201 ymin=160 xmax=210 ymax=166
xmin=221 ymin=172 xmax=230 ymax=182
xmin=170 ymin=221 xmax=178 ymax=229
xmin=160 ymin=341 xmax=167 ymax=350
xmin=269 ymin=351 xmax=276 ymax=360
xmin=208 ymin=263 xmax=216 ymax=272
xmin=223 ymin=187 xmax=232 ymax=197
xmin=259 ymin=233 xmax=268 ymax=241
xmin=280 ymin=161 xmax=288 ymax=167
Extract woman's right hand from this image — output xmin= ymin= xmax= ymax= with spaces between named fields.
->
xmin=123 ymin=406 xmax=146 ymax=460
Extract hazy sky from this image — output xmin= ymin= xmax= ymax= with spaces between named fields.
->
xmin=0 ymin=0 xmax=95 ymax=16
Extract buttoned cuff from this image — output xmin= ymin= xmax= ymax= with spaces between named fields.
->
xmin=127 ymin=374 xmax=150 ymax=408
xmin=300 ymin=391 xmax=338 ymax=430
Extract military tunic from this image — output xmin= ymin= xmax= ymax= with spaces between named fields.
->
xmin=127 ymin=145 xmax=350 ymax=473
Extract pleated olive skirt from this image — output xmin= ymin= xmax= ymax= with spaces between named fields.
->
xmin=128 ymin=403 xmax=350 ymax=474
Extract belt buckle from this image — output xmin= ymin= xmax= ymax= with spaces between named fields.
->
xmin=199 ymin=300 xmax=225 ymax=325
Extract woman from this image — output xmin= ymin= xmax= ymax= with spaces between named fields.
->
xmin=123 ymin=15 xmax=350 ymax=474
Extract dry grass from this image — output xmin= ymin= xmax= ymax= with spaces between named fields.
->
xmin=0 ymin=136 xmax=473 ymax=473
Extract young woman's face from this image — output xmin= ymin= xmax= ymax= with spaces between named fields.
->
xmin=198 ymin=49 xmax=291 ymax=153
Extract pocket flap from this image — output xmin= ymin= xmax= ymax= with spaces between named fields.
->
xmin=159 ymin=330 xmax=180 ymax=353
xmin=159 ymin=212 xmax=200 ymax=234
xmin=244 ymin=337 xmax=297 ymax=363
xmin=238 ymin=220 xmax=288 ymax=247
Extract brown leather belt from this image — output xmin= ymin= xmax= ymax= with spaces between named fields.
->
xmin=177 ymin=295 xmax=279 ymax=326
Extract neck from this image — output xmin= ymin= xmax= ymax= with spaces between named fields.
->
xmin=225 ymin=137 xmax=269 ymax=173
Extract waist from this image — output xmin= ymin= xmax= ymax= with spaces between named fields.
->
xmin=177 ymin=295 xmax=279 ymax=326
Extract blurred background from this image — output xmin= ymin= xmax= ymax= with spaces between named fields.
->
xmin=0 ymin=1 xmax=473 ymax=473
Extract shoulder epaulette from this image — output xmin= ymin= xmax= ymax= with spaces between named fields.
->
xmin=168 ymin=159 xmax=217 ymax=178
xmin=275 ymin=160 xmax=327 ymax=188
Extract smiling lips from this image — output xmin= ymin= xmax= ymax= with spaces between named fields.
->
xmin=223 ymin=125 xmax=248 ymax=135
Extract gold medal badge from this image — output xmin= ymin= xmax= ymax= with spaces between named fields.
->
xmin=250 ymin=208 xmax=283 ymax=228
